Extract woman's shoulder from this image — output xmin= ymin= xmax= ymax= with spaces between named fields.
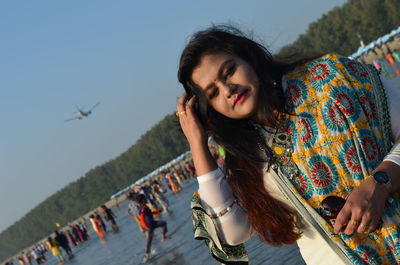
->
xmin=304 ymin=53 xmax=347 ymax=63
xmin=284 ymin=52 xmax=373 ymax=84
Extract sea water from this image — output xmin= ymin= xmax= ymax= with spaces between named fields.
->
xmin=41 ymin=179 xmax=305 ymax=265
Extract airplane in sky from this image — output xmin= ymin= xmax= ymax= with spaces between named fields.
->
xmin=64 ymin=102 xmax=100 ymax=122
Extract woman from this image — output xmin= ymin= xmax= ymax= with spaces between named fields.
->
xmin=89 ymin=214 xmax=106 ymax=240
xmin=151 ymin=181 xmax=171 ymax=215
xmin=100 ymin=205 xmax=119 ymax=232
xmin=127 ymin=192 xmax=147 ymax=236
xmin=165 ymin=171 xmax=182 ymax=194
xmin=46 ymin=237 xmax=64 ymax=264
xmin=17 ymin=256 xmax=25 ymax=265
xmin=177 ymin=26 xmax=400 ymax=264
xmin=66 ymin=229 xmax=76 ymax=246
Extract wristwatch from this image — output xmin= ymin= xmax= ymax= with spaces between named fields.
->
xmin=371 ymin=171 xmax=392 ymax=193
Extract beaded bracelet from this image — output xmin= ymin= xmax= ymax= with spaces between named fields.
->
xmin=210 ymin=199 xmax=237 ymax=219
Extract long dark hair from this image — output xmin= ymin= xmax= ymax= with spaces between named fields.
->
xmin=178 ymin=25 xmax=313 ymax=245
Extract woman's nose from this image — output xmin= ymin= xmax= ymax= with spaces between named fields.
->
xmin=220 ymin=83 xmax=238 ymax=98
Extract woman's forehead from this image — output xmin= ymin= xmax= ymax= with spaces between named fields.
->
xmin=191 ymin=53 xmax=233 ymax=89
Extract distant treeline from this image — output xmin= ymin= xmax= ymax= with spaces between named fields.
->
xmin=0 ymin=114 xmax=188 ymax=261
xmin=2 ymin=0 xmax=400 ymax=261
xmin=278 ymin=0 xmax=400 ymax=57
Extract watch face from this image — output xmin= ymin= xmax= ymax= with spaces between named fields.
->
xmin=373 ymin=171 xmax=390 ymax=184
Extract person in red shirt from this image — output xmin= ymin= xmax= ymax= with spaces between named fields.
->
xmin=137 ymin=194 xmax=171 ymax=262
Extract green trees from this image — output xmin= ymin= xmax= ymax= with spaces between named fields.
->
xmin=278 ymin=0 xmax=400 ymax=57
xmin=0 ymin=114 xmax=188 ymax=261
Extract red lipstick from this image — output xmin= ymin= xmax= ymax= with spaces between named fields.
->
xmin=233 ymin=91 xmax=248 ymax=106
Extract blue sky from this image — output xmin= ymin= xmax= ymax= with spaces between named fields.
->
xmin=0 ymin=0 xmax=347 ymax=233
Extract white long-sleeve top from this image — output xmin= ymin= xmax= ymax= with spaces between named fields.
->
xmin=197 ymin=76 xmax=400 ymax=265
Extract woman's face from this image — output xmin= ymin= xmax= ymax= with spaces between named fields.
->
xmin=191 ymin=53 xmax=260 ymax=120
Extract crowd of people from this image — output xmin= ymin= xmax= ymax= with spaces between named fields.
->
xmin=9 ymin=207 xmax=114 ymax=264
xmin=5 ymin=160 xmax=198 ymax=265
xmin=350 ymin=26 xmax=400 ymax=79
xmin=363 ymin=44 xmax=400 ymax=78
xmin=10 ymin=221 xmax=91 ymax=265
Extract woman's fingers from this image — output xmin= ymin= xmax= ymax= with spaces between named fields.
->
xmin=176 ymin=94 xmax=198 ymax=121
xmin=354 ymin=214 xmax=379 ymax=234
xmin=334 ymin=207 xmax=351 ymax=233
xmin=185 ymin=95 xmax=197 ymax=117
xmin=176 ymin=92 xmax=188 ymax=112
xmin=343 ymin=217 xmax=362 ymax=235
xmin=357 ymin=212 xmax=372 ymax=233
xmin=333 ymin=177 xmax=388 ymax=235
xmin=335 ymin=204 xmax=364 ymax=235
xmin=342 ymin=203 xmax=366 ymax=235
xmin=175 ymin=93 xmax=206 ymax=145
xmin=364 ymin=218 xmax=380 ymax=234
xmin=335 ymin=203 xmax=379 ymax=235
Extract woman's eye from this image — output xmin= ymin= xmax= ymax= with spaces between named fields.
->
xmin=223 ymin=64 xmax=236 ymax=80
xmin=209 ymin=88 xmax=218 ymax=99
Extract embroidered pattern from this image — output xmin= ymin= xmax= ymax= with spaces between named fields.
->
xmin=291 ymin=169 xmax=314 ymax=200
xmin=330 ymin=86 xmax=361 ymax=124
xmin=307 ymin=58 xmax=337 ymax=91
xmin=359 ymin=91 xmax=379 ymax=130
xmin=340 ymin=57 xmax=370 ymax=83
xmin=308 ymin=155 xmax=339 ymax=195
xmin=322 ymin=99 xmax=349 ymax=132
xmin=338 ymin=140 xmax=363 ymax=180
xmin=291 ymin=113 xmax=318 ymax=150
xmin=285 ymin=78 xmax=308 ymax=108
xmin=358 ymin=129 xmax=381 ymax=169
xmin=284 ymin=54 xmax=397 ymax=264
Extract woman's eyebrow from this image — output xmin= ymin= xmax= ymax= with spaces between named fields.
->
xmin=204 ymin=59 xmax=234 ymax=92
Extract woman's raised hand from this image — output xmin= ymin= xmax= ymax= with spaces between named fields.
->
xmin=176 ymin=92 xmax=218 ymax=176
xmin=176 ymin=93 xmax=207 ymax=148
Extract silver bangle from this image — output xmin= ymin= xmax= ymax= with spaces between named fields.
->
xmin=210 ymin=200 xmax=237 ymax=219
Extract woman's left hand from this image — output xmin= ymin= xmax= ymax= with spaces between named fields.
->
xmin=333 ymin=177 xmax=389 ymax=235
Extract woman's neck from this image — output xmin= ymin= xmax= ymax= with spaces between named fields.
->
xmin=251 ymin=109 xmax=281 ymax=127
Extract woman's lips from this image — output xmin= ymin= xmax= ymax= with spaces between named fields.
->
xmin=233 ymin=90 xmax=248 ymax=106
